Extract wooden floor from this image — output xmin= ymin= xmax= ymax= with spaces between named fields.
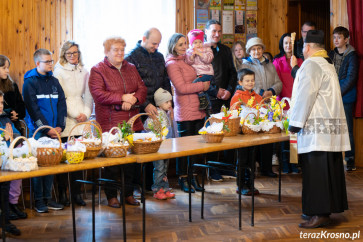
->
xmin=5 ymin=168 xmax=363 ymax=241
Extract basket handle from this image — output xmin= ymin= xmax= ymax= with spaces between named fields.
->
xmin=67 ymin=121 xmax=103 ymax=146
xmin=0 ymin=127 xmax=14 ymax=143
xmin=230 ymin=100 xmax=246 ymax=111
xmin=127 ymin=113 xmax=162 ymax=141
xmin=32 ymin=125 xmax=62 ymax=149
xmin=105 ymin=127 xmax=123 ymax=149
xmin=256 ymin=96 xmax=283 ymax=122
xmin=203 ymin=118 xmax=213 ymax=128
xmin=241 ymin=112 xmax=258 ymax=126
xmin=9 ymin=136 xmax=31 ymax=160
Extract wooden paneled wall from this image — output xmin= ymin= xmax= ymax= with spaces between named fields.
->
xmin=175 ymin=0 xmax=194 ymax=36
xmin=330 ymin=0 xmax=349 ymax=47
xmin=257 ymin=0 xmax=288 ymax=57
xmin=0 ymin=0 xmax=73 ymax=89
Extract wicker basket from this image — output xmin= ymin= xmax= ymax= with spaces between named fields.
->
xmin=209 ymin=101 xmax=244 ymax=137
xmin=201 ymin=118 xmax=224 ymax=143
xmin=241 ymin=112 xmax=260 ymax=135
xmin=69 ymin=121 xmax=103 ymax=159
xmin=66 ymin=150 xmax=85 ymax=164
xmin=258 ymin=97 xmax=283 ymax=134
xmin=103 ymin=127 xmax=128 ymax=158
xmin=4 ymin=136 xmax=38 ymax=171
xmin=32 ymin=125 xmax=63 ymax=166
xmin=127 ymin=113 xmax=163 ymax=154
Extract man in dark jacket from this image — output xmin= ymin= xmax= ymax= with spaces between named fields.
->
xmin=329 ymin=26 xmax=359 ymax=171
xmin=125 ymin=28 xmax=171 ymax=116
xmin=22 ymin=48 xmax=67 ymax=213
xmin=125 ymin=28 xmax=172 ymax=191
xmin=204 ymin=20 xmax=237 ymax=113
xmin=296 ymin=21 xmax=316 ymax=61
xmin=205 ymin=20 xmax=238 ymax=181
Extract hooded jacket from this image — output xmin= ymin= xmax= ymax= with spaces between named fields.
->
xmin=88 ymin=57 xmax=147 ymax=132
xmin=22 ymin=68 xmax=67 ymax=135
xmin=125 ymin=41 xmax=171 ymax=111
xmin=165 ymin=54 xmax=206 ymax=122
xmin=230 ymin=86 xmax=262 ymax=108
xmin=53 ymin=62 xmax=93 ymax=137
xmin=328 ymin=44 xmax=358 ymax=104
xmin=241 ymin=57 xmax=282 ymax=96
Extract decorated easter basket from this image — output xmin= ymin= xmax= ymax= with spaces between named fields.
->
xmin=0 ymin=128 xmax=14 ymax=167
xmin=241 ymin=112 xmax=261 ymax=134
xmin=103 ymin=127 xmax=128 ymax=158
xmin=127 ymin=113 xmax=163 ymax=154
xmin=258 ymin=97 xmax=283 ymax=134
xmin=32 ymin=125 xmax=63 ymax=166
xmin=70 ymin=121 xmax=103 ymax=159
xmin=209 ymin=101 xmax=243 ymax=137
xmin=200 ymin=118 xmax=225 ymax=143
xmin=65 ymin=137 xmax=85 ymax=164
xmin=3 ymin=136 xmax=38 ymax=171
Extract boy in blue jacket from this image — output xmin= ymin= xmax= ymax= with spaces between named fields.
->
xmin=328 ymin=27 xmax=359 ymax=172
xmin=22 ymin=49 xmax=67 ymax=213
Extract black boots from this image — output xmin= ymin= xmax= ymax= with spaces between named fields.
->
xmin=58 ymin=188 xmax=70 ymax=207
xmin=178 ymin=177 xmax=195 ymax=193
xmin=9 ymin=203 xmax=27 ymax=220
xmin=191 ymin=175 xmax=204 ymax=192
xmin=75 ymin=194 xmax=86 ymax=206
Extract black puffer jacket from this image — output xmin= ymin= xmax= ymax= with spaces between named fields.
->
xmin=2 ymin=82 xmax=26 ymax=120
xmin=125 ymin=41 xmax=171 ymax=110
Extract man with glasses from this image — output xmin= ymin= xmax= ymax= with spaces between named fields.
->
xmin=22 ymin=48 xmax=67 ymax=213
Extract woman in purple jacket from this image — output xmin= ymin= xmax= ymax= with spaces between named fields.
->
xmin=165 ymin=33 xmax=210 ymax=193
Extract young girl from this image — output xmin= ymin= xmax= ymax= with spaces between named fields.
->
xmin=231 ymin=68 xmax=261 ymax=195
xmin=231 ymin=41 xmax=247 ymax=71
xmin=185 ymin=29 xmax=216 ymax=111
xmin=144 ymin=88 xmax=175 ymax=200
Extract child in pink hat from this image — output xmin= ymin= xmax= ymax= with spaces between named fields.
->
xmin=185 ymin=29 xmax=217 ymax=112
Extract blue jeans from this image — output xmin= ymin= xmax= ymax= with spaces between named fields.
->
xmin=151 ymin=159 xmax=170 ymax=192
xmin=343 ymin=103 xmax=355 ymax=159
xmin=32 ymin=175 xmax=54 ymax=201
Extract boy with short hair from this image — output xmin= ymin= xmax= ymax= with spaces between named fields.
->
xmin=328 ymin=26 xmax=359 ymax=171
xmin=22 ymin=48 xmax=67 ymax=212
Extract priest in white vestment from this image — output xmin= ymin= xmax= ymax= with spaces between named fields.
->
xmin=289 ymin=30 xmax=349 ymax=229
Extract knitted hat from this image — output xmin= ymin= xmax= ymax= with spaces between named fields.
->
xmin=187 ymin=29 xmax=204 ymax=46
xmin=305 ymin=30 xmax=325 ymax=45
xmin=246 ymin=37 xmax=265 ymax=54
xmin=154 ymin=88 xmax=172 ymax=107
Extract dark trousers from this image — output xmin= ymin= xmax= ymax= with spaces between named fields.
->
xmin=104 ymin=163 xmax=139 ymax=199
xmin=56 ymin=172 xmax=83 ymax=195
xmin=343 ymin=103 xmax=355 ymax=159
xmin=236 ymin=147 xmax=256 ymax=185
xmin=176 ymin=119 xmax=205 ymax=176
xmin=258 ymin=143 xmax=274 ymax=173
xmin=0 ymin=182 xmax=10 ymax=224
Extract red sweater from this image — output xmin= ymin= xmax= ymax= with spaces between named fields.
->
xmin=89 ymin=57 xmax=147 ymax=132
xmin=230 ymin=89 xmax=262 ymax=108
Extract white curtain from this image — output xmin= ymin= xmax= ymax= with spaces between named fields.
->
xmin=73 ymin=0 xmax=176 ymax=70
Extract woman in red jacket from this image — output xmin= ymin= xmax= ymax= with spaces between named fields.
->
xmin=165 ymin=33 xmax=210 ymax=193
xmin=89 ymin=36 xmax=147 ymax=207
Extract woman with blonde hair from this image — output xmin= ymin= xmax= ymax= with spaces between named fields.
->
xmin=231 ymin=41 xmax=247 ymax=71
xmin=53 ymin=40 xmax=93 ymax=207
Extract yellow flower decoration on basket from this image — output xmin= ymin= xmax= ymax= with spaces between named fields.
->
xmin=161 ymin=127 xmax=169 ymax=137
xmin=126 ymin=134 xmax=134 ymax=146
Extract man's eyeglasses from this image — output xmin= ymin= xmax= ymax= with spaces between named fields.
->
xmin=65 ymin=51 xmax=79 ymax=57
xmin=39 ymin=60 xmax=54 ymax=64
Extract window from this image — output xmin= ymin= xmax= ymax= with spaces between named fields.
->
xmin=73 ymin=0 xmax=176 ymax=70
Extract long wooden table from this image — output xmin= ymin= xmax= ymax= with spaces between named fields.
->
xmin=0 ymin=133 xmax=289 ymax=241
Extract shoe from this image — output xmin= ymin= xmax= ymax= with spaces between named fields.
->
xmin=301 ymin=214 xmax=311 ymax=221
xmin=8 ymin=209 xmax=19 ymax=220
xmin=178 ymin=177 xmax=195 ymax=193
xmin=34 ymin=200 xmax=48 ymax=213
xmin=5 ymin=223 xmax=21 ymax=236
xmin=125 ymin=196 xmax=140 ymax=206
xmin=221 ymin=170 xmax=237 ymax=179
xmin=133 ymin=187 xmax=142 ymax=199
xmin=9 ymin=203 xmax=27 ymax=219
xmin=210 ymin=170 xmax=223 ymax=182
xmin=198 ymin=95 xmax=209 ymax=110
xmin=46 ymin=200 xmax=64 ymax=210
xmin=107 ymin=197 xmax=121 ymax=208
xmin=346 ymin=158 xmax=356 ymax=171
xmin=236 ymin=186 xmax=260 ymax=196
xmin=165 ymin=190 xmax=176 ymax=199
xmin=261 ymin=171 xmax=278 ymax=178
xmin=153 ymin=188 xmax=168 ymax=200
xmin=191 ymin=176 xmax=204 ymax=192
xmin=59 ymin=189 xmax=70 ymax=207
xmin=299 ymin=215 xmax=330 ymax=228
xmin=75 ymin=194 xmax=86 ymax=206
